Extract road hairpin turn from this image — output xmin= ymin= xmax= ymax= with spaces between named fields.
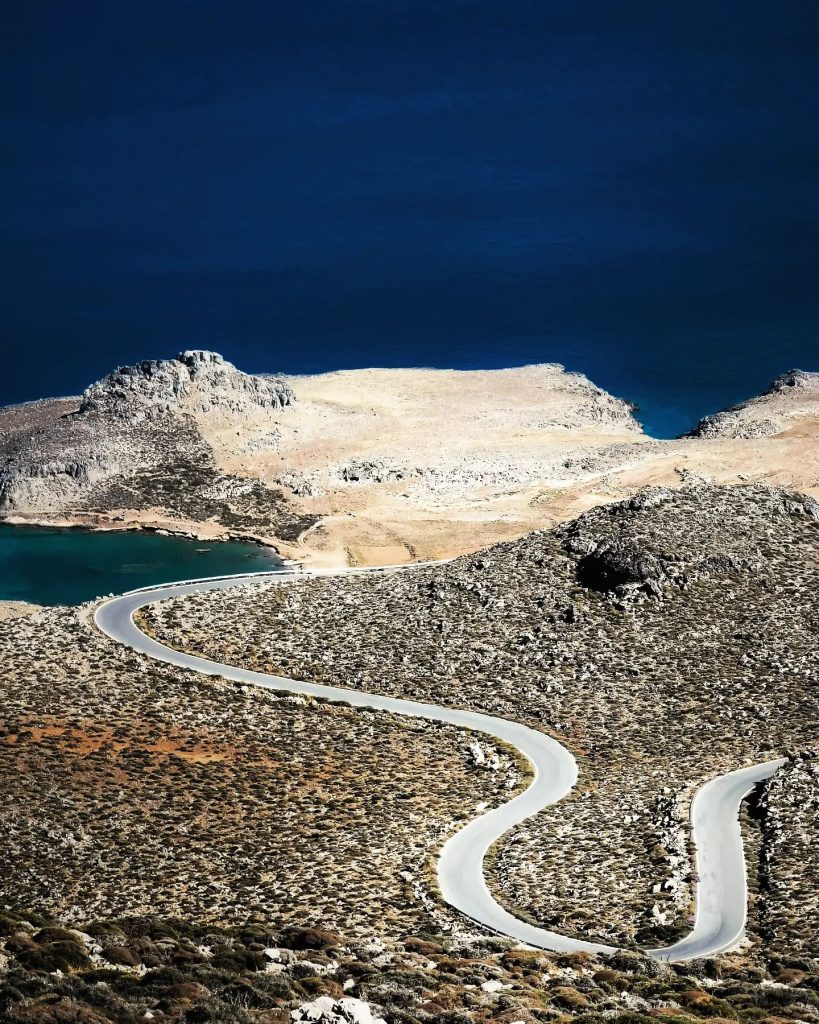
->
xmin=94 ymin=564 xmax=784 ymax=962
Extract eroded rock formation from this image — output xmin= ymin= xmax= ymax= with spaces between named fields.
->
xmin=79 ymin=350 xmax=294 ymax=421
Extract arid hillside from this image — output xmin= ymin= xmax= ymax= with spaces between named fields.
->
xmin=0 ymin=602 xmax=517 ymax=939
xmin=1 ymin=486 xmax=818 ymax=1023
xmin=2 ymin=906 xmax=819 ymax=1024
xmin=1 ymin=352 xmax=818 ymax=567
xmin=142 ymin=484 xmax=819 ymax=955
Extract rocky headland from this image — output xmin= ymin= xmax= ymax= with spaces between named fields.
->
xmin=0 ymin=351 xmax=310 ymax=547
xmin=1 ymin=351 xmax=817 ymax=568
xmin=688 ymin=370 xmax=819 ymax=439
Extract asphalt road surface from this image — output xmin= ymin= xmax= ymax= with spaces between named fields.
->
xmin=94 ymin=567 xmax=783 ymax=961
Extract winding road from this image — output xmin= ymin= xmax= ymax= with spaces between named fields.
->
xmin=93 ymin=564 xmax=784 ymax=962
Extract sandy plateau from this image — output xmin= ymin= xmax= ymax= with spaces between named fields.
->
xmin=0 ymin=354 xmax=817 ymax=573
xmin=209 ymin=366 xmax=819 ymax=568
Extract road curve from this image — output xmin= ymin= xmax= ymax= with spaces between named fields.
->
xmin=93 ymin=566 xmax=783 ymax=961
xmin=645 ymin=758 xmax=786 ymax=961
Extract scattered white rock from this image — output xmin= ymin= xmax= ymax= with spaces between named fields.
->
xmin=291 ymin=996 xmax=387 ymax=1024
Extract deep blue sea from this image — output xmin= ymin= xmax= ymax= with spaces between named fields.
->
xmin=0 ymin=525 xmax=283 ymax=606
xmin=3 ymin=2 xmax=818 ymax=438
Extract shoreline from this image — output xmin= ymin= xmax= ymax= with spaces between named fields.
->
xmin=0 ymin=511 xmax=285 ymax=554
xmin=1 ymin=362 xmax=816 ymax=573
xmin=0 ymin=517 xmax=299 ymax=609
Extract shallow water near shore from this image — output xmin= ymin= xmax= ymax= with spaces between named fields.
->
xmin=0 ymin=524 xmax=284 ymax=606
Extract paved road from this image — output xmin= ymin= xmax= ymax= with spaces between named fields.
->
xmin=645 ymin=758 xmax=785 ymax=961
xmin=94 ymin=567 xmax=783 ymax=961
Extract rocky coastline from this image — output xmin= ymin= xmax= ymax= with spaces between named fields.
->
xmin=2 ymin=351 xmax=817 ymax=568
xmin=0 ymin=510 xmax=286 ymax=551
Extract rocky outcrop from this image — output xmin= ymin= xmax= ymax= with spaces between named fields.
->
xmin=0 ymin=458 xmax=114 ymax=509
xmin=291 ymin=997 xmax=386 ymax=1024
xmin=572 ymin=539 xmax=666 ymax=597
xmin=78 ymin=350 xmax=294 ymax=422
xmin=337 ymin=457 xmax=410 ymax=484
xmin=0 ymin=352 xmax=304 ymax=537
xmin=559 ymin=484 xmax=818 ymax=604
xmin=532 ymin=368 xmax=641 ymax=432
xmin=686 ymin=369 xmax=819 ymax=438
xmin=768 ymin=368 xmax=818 ymax=393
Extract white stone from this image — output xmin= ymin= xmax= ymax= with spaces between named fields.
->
xmin=481 ymin=979 xmax=508 ymax=993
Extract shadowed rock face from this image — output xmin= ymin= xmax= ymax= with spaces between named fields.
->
xmin=574 ymin=540 xmax=665 ymax=595
xmin=560 ymin=484 xmax=819 ymax=602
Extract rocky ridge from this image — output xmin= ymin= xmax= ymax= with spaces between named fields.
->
xmin=80 ymin=349 xmax=294 ymax=422
xmin=0 ymin=356 xmax=655 ymax=560
xmin=0 ymin=351 xmax=311 ymax=541
xmin=687 ymin=369 xmax=819 ymax=439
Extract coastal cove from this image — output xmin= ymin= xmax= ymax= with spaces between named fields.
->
xmin=0 ymin=523 xmax=284 ymax=606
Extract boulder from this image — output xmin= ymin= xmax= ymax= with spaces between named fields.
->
xmin=575 ymin=539 xmax=665 ymax=595
xmin=291 ymin=996 xmax=386 ymax=1024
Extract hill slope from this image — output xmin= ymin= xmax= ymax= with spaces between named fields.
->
xmin=142 ymin=484 xmax=819 ymax=954
xmin=2 ymin=353 xmax=818 ymax=567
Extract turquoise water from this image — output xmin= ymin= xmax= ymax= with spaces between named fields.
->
xmin=0 ymin=524 xmax=284 ymax=606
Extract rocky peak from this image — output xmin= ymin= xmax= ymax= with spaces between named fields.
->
xmin=78 ymin=350 xmax=295 ymax=422
xmin=177 ymin=349 xmax=226 ymax=368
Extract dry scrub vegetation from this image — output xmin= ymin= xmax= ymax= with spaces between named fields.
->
xmin=0 ymin=605 xmax=518 ymax=938
xmin=142 ymin=485 xmax=819 ymax=954
xmin=2 ymin=907 xmax=819 ymax=1024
